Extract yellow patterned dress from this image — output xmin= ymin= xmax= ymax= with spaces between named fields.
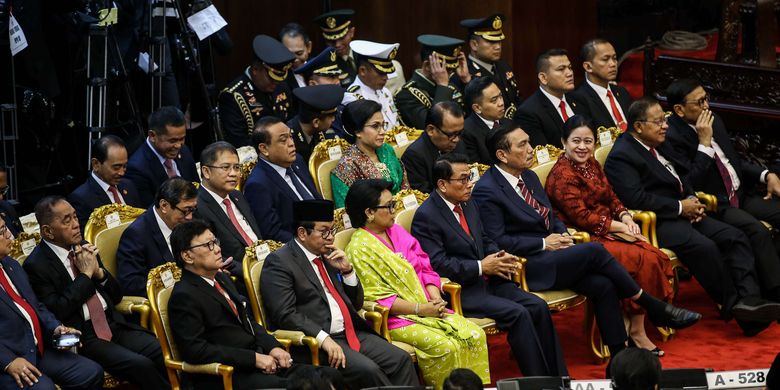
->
xmin=346 ymin=225 xmax=490 ymax=388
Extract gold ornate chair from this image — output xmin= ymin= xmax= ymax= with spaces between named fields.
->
xmin=236 ymin=160 xmax=257 ymax=192
xmin=9 ymin=232 xmax=41 ymax=264
xmin=333 ymin=208 xmax=351 ymax=233
xmin=392 ymin=189 xmax=428 ymax=233
xmin=384 ymin=126 xmax=423 ymax=159
xmin=147 ymin=263 xmax=234 ymax=390
xmin=83 ymin=204 xmax=150 ymax=329
xmin=468 ymin=163 xmax=490 ymax=183
xmin=308 ymin=139 xmax=352 ymax=200
xmin=242 ymin=240 xmax=322 ymax=365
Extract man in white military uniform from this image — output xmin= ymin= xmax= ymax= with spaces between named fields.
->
xmin=342 ymin=40 xmax=401 ymax=128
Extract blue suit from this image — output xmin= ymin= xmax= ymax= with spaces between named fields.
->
xmin=125 ymin=141 xmax=199 ymax=208
xmin=0 ymin=256 xmax=103 ymax=390
xmin=412 ymin=192 xmax=567 ymax=376
xmin=68 ymin=175 xmax=142 ymax=229
xmin=244 ymin=156 xmax=321 ymax=242
xmin=116 ymin=208 xmax=175 ymax=296
xmin=472 ymin=166 xmax=643 ymax=346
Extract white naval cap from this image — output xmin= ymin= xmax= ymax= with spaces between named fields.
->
xmin=349 ymin=40 xmax=400 ymax=74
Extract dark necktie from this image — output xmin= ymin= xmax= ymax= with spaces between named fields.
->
xmin=713 ymin=153 xmax=739 ymax=207
xmin=517 ymin=179 xmax=550 ymax=230
xmin=287 ymin=168 xmax=314 ymax=200
xmin=163 ymin=159 xmax=177 ymax=178
xmin=0 ymin=267 xmax=44 ymax=355
xmin=68 ymin=252 xmax=112 ymax=341
xmin=312 ymin=257 xmax=361 ymax=351
xmin=492 ymin=120 xmax=499 ymax=130
xmin=606 ymin=90 xmax=627 ymax=131
xmin=223 ymin=198 xmax=254 ymax=246
xmin=453 ymin=204 xmax=472 ymax=237
xmin=214 ymin=280 xmax=239 ymax=317
xmin=108 ymin=185 xmax=122 ymax=204
xmin=558 ymin=100 xmax=570 ymax=122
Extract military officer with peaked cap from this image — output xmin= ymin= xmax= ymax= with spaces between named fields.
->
xmin=342 ymin=40 xmax=402 ymax=128
xmin=395 ymin=34 xmax=470 ymax=129
xmin=287 ymin=85 xmax=344 ymax=162
xmin=218 ymin=35 xmax=295 ymax=147
xmin=295 ymin=47 xmax=346 ymax=86
xmin=459 ymin=14 xmax=522 ymax=119
xmin=314 ymin=9 xmax=358 ymax=88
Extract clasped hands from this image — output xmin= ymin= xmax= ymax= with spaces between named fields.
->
xmin=255 ymin=347 xmax=292 ymax=374
xmin=70 ymin=244 xmax=104 ymax=280
xmin=481 ymin=250 xmax=520 ymax=279
xmin=681 ymin=196 xmax=706 ymax=223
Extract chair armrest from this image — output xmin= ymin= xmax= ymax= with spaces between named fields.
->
xmin=630 ymin=210 xmax=659 ymax=248
xmin=115 ymin=296 xmax=151 ymax=330
xmin=276 ymin=338 xmax=292 ymax=350
xmin=571 ymin=231 xmax=591 ymax=243
xmin=359 ymin=309 xmax=384 ymax=335
xmin=440 ymin=279 xmax=463 ymax=316
xmin=696 ymin=192 xmax=718 ymax=212
xmin=270 ymin=330 xmax=319 ymax=366
xmin=168 ymin=359 xmax=234 ymax=390
xmin=512 ymin=257 xmax=529 ymax=292
xmin=363 ymin=301 xmax=391 ymax=341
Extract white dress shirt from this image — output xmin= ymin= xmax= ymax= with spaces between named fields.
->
xmin=261 ymin=159 xmax=313 ymax=200
xmin=293 ymin=240 xmax=357 ymax=344
xmin=634 ymin=137 xmax=686 ymax=215
xmin=495 ymin=165 xmax=547 ymax=251
xmin=0 ymin=265 xmax=40 ymax=346
xmin=146 ymin=137 xmax=180 ymax=176
xmin=92 ymin=172 xmax=125 ymax=204
xmin=586 ymin=78 xmax=626 ymax=127
xmin=43 ymin=241 xmax=108 ymax=321
xmin=152 ymin=207 xmax=174 ymax=255
xmin=539 ymin=87 xmax=574 ymax=121
xmin=202 ymin=185 xmax=258 ymax=242
xmin=342 ymin=76 xmax=399 ymax=128
xmin=439 ymin=193 xmax=483 ymax=275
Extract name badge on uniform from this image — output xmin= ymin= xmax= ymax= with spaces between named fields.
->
xmin=327 ymin=146 xmax=342 ymax=160
xmin=535 ymin=149 xmax=551 ymax=164
xmin=105 ymin=212 xmax=121 ymax=229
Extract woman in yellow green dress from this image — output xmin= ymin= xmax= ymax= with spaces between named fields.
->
xmin=344 ymin=179 xmax=490 ymax=388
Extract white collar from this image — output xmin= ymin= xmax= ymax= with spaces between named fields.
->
xmin=199 ymin=275 xmax=216 ymax=287
xmin=413 ymin=69 xmax=435 ymax=86
xmin=146 ymin=137 xmax=168 ymax=165
xmin=43 ymin=240 xmax=72 ymax=263
xmin=476 ymin=113 xmax=498 ymax=129
xmin=468 ymin=54 xmax=494 ymax=73
xmin=586 ymin=77 xmax=612 ymax=98
xmin=202 ymin=183 xmax=229 ymax=206
xmin=91 ymin=171 xmax=113 ymax=192
xmin=539 ymin=86 xmax=567 ymax=109
xmin=352 ymin=75 xmax=380 ymax=94
xmin=294 ymin=239 xmax=319 ymax=263
xmin=632 ymin=135 xmax=654 ymax=152
xmin=437 ymin=191 xmax=459 ymax=212
xmin=260 ymin=158 xmax=290 ymax=178
xmin=495 ymin=165 xmax=521 ymax=188
xmin=152 ymin=207 xmax=173 ymax=240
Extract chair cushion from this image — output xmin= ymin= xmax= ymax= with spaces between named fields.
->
xmin=93 ymin=222 xmax=132 ymax=276
xmin=467 ymin=317 xmax=496 ymax=329
xmin=317 ymin=159 xmax=340 ymax=201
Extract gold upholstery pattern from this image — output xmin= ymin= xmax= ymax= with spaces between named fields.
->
xmin=147 ymin=263 xmax=234 ymax=390
xmin=308 ymin=138 xmax=352 ymax=196
xmin=384 ymin=126 xmax=423 ymax=159
xmin=9 ymin=232 xmax=41 ymax=264
xmin=237 ymin=160 xmax=257 ymax=192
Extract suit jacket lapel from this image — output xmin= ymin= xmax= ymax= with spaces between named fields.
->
xmin=199 ymin=190 xmax=247 ymax=245
xmin=627 ymin=136 xmax=682 ymax=190
xmin=462 ymin=202 xmax=485 ymax=258
xmin=291 ymin=162 xmax=319 ymax=199
xmin=289 ymin=243 xmax=328 ymax=301
xmin=231 ymin=192 xmax=262 ymax=237
xmin=492 ymin=167 xmax=546 ymax=225
xmin=87 ymin=176 xmax=112 ymax=204
xmin=537 ymin=90 xmax=563 ymax=128
xmin=0 ymin=263 xmax=28 ymax=321
xmin=186 ymin=271 xmax=243 ymax=325
xmin=584 ymin=83 xmax=615 ymax=126
xmin=260 ymin=160 xmax=300 ymax=201
xmin=144 ymin=143 xmax=168 ymax=184
xmin=144 ymin=211 xmax=174 ymax=261
xmin=431 ymin=192 xmax=475 ymax=247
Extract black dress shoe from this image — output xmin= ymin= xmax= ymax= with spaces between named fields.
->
xmin=736 ymin=319 xmax=772 ymax=337
xmin=649 ymin=304 xmax=701 ymax=329
xmin=731 ymin=297 xmax=780 ymax=323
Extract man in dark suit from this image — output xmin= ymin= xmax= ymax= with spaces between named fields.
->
xmin=261 ymin=200 xmax=417 ymax=389
xmin=568 ymin=39 xmax=632 ymax=131
xmin=22 ymin=197 xmax=169 ymax=388
xmin=413 ymin=154 xmax=567 ymax=376
xmin=402 ymin=102 xmax=467 ymax=193
xmin=461 ymin=76 xmax=507 ymax=165
xmin=69 ymin=135 xmax=142 ymax=228
xmin=0 ymin=218 xmax=104 ymax=390
xmin=459 ymin=14 xmax=522 ymax=119
xmin=168 ymin=220 xmax=339 ymax=390
xmin=195 ymin=142 xmax=261 ymax=279
xmin=117 ymin=178 xmax=198 ymax=296
xmin=665 ymin=79 xmax=780 ymax=302
xmin=604 ymin=97 xmax=780 ymax=335
xmin=125 ymin=106 xmax=199 ymax=207
xmin=472 ymin=123 xmax=701 ymax=358
xmin=514 ymin=49 xmax=579 ymax=148
xmin=244 ymin=117 xmax=321 ymax=242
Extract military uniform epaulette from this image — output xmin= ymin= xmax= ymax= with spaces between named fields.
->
xmin=346 ymin=84 xmax=364 ymax=100
xmin=406 ymin=85 xmax=431 ymax=108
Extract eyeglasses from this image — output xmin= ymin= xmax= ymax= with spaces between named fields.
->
xmin=372 ymin=200 xmax=397 ymax=211
xmin=310 ymin=227 xmax=337 ymax=239
xmin=445 ymin=171 xmax=476 ymax=185
xmin=637 ymin=118 xmax=668 ymax=127
xmin=186 ymin=238 xmax=220 ymax=252
xmin=683 ymin=94 xmax=710 ymax=107
xmin=205 ymin=164 xmax=242 ymax=173
xmin=365 ymin=121 xmax=388 ymax=132
xmin=434 ymin=126 xmax=463 ymax=141
xmin=173 ymin=205 xmax=198 ymax=216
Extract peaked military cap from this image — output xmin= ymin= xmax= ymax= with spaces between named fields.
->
xmin=293 ymin=85 xmax=344 ymax=115
xmin=293 ymin=199 xmax=335 ymax=222
xmin=313 ymin=9 xmax=355 ymax=41
xmin=350 ymin=40 xmax=400 ymax=74
xmin=460 ymin=14 xmax=506 ymax=42
xmin=294 ymin=47 xmax=345 ymax=80
xmin=253 ymin=34 xmax=295 ymax=82
xmin=418 ymin=34 xmax=465 ymax=70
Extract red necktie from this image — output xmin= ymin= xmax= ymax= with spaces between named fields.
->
xmin=453 ymin=205 xmax=471 ymax=237
xmin=163 ymin=159 xmax=177 ymax=178
xmin=223 ymin=198 xmax=254 ymax=246
xmin=558 ymin=100 xmax=570 ymax=122
xmin=214 ymin=280 xmax=239 ymax=317
xmin=713 ymin=153 xmax=739 ymax=207
xmin=312 ymin=257 xmax=361 ymax=351
xmin=492 ymin=121 xmax=499 ymax=130
xmin=649 ymin=148 xmax=684 ymax=194
xmin=68 ymin=253 xmax=112 ymax=341
xmin=606 ymin=89 xmax=627 ymax=131
xmin=0 ymin=267 xmax=45 ymax=355
xmin=108 ymin=185 xmax=122 ymax=204
xmin=517 ymin=179 xmax=550 ymax=230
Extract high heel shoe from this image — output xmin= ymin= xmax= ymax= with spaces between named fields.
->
xmin=627 ymin=338 xmax=665 ymax=357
